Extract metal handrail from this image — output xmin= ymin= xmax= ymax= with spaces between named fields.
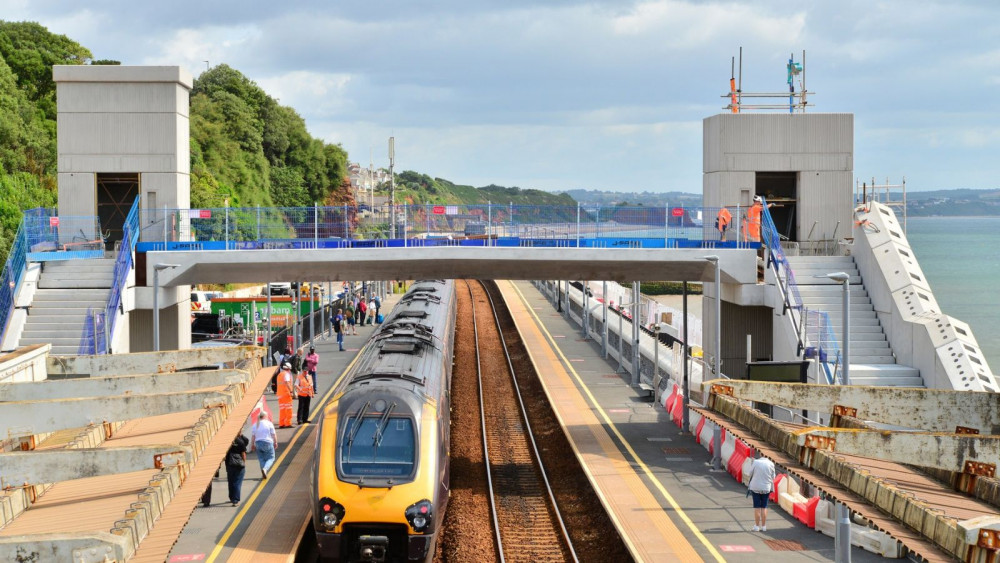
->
xmin=89 ymin=197 xmax=140 ymax=354
xmin=0 ymin=219 xmax=29 ymax=345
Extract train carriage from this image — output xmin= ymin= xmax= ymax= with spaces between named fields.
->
xmin=312 ymin=280 xmax=456 ymax=562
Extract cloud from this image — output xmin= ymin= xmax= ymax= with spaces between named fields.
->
xmin=5 ymin=0 xmax=1000 ymax=190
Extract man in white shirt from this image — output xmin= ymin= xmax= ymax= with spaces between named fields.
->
xmin=746 ymin=452 xmax=776 ymax=532
xmin=250 ymin=411 xmax=278 ymax=479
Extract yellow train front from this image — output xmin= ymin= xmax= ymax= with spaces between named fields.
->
xmin=312 ymin=280 xmax=455 ymax=562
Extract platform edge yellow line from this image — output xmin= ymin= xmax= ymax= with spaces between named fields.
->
xmin=509 ymin=281 xmax=726 ymax=563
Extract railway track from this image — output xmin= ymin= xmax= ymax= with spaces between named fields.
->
xmin=465 ymin=280 xmax=578 ymax=563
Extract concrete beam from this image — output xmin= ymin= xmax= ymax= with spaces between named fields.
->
xmin=47 ymin=346 xmax=264 ymax=377
xmin=0 ymin=445 xmax=192 ymax=487
xmin=794 ymin=428 xmax=1000 ymax=473
xmin=1 ymin=388 xmax=237 ymax=436
xmin=703 ymin=379 xmax=1000 ymax=434
xmin=146 ymin=247 xmax=758 ymax=286
xmin=0 ymin=369 xmax=249 ymax=402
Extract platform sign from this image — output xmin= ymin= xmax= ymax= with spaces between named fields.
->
xmin=49 ymin=217 xmax=60 ymax=227
xmin=671 ymin=207 xmax=685 ymax=217
xmin=432 ymin=206 xmax=446 ymax=215
xmin=446 ymin=205 xmax=458 ymax=215
xmin=190 ymin=209 xmax=212 ymax=219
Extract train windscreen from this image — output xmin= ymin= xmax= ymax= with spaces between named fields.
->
xmin=339 ymin=416 xmax=416 ymax=478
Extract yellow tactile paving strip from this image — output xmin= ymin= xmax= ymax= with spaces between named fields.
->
xmin=131 ymin=366 xmax=273 ymax=563
xmin=498 ymin=281 xmax=709 ymax=562
xmin=225 ymin=425 xmax=316 ymax=562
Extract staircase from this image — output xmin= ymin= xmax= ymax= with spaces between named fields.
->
xmin=19 ymin=259 xmax=114 ymax=355
xmin=786 ymin=255 xmax=923 ymax=387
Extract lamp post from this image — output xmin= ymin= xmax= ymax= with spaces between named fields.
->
xmin=153 ymin=263 xmax=179 ymax=352
xmin=826 ymin=272 xmax=850 ymax=385
xmin=827 ymin=270 xmax=851 ymax=563
xmin=704 ymin=255 xmax=721 ymax=381
xmin=705 ymin=255 xmax=722 ymax=464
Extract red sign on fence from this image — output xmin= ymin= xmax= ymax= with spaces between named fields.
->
xmin=670 ymin=207 xmax=685 ymax=217
xmin=432 ymin=206 xmax=446 ymax=215
xmin=49 ymin=217 xmax=60 ymax=227
xmin=195 ymin=209 xmax=212 ymax=219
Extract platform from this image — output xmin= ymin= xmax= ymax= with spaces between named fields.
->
xmin=165 ymin=296 xmax=399 ymax=563
xmin=498 ymin=280 xmax=887 ymax=562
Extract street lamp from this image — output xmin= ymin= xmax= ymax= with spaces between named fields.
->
xmin=704 ymin=255 xmax=721 ymax=381
xmin=826 ymin=272 xmax=850 ymax=386
xmin=825 ymin=271 xmax=851 ymax=563
xmin=705 ymin=255 xmax=723 ymax=470
xmin=153 ymin=263 xmax=180 ymax=352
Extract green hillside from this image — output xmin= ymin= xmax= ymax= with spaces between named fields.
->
xmin=391 ymin=171 xmax=575 ymax=206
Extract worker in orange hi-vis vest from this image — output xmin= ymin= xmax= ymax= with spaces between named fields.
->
xmin=276 ymin=362 xmax=295 ymax=428
xmin=746 ymin=195 xmax=775 ymax=243
xmin=295 ymin=367 xmax=315 ymax=425
xmin=715 ymin=207 xmax=732 ymax=241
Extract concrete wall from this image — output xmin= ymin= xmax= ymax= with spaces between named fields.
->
xmin=53 ymin=66 xmax=192 ymax=217
xmin=54 ymin=65 xmax=193 ymax=352
xmin=703 ymin=113 xmax=854 ymax=248
xmin=852 ymin=202 xmax=998 ymax=392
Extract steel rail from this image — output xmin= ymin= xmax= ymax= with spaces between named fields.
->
xmin=463 ymin=280 xmax=505 ymax=563
xmin=479 ymin=280 xmax=579 ymax=563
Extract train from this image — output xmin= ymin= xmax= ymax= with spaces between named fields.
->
xmin=312 ymin=280 xmax=456 ymax=562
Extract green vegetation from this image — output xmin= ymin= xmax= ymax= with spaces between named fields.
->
xmin=390 ymin=172 xmax=576 ymax=206
xmin=640 ymin=282 xmax=702 ymax=295
xmin=189 ymin=64 xmax=349 ymax=208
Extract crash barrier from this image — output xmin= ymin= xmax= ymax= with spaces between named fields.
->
xmin=658 ymin=377 xmax=905 ymax=558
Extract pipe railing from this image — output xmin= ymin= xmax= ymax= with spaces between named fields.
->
xmin=136 ymin=203 xmax=760 ymax=250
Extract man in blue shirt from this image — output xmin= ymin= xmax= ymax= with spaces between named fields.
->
xmin=332 ymin=308 xmax=345 ymax=351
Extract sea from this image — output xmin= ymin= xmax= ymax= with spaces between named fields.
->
xmin=905 ymin=216 xmax=1000 ymax=371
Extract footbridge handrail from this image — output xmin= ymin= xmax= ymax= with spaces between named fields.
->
xmin=84 ymin=197 xmax=140 ymax=354
xmin=135 ymin=203 xmax=760 ymax=251
xmin=759 ymin=200 xmax=840 ymax=383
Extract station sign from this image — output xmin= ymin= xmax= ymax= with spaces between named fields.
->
xmin=49 ymin=217 xmax=60 ymax=227
xmin=670 ymin=208 xmax=685 ymax=217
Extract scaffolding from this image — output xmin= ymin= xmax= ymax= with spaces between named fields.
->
xmin=855 ymin=177 xmax=907 ymax=233
xmin=722 ymin=50 xmax=813 ymax=113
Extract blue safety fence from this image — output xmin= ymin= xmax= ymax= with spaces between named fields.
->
xmin=136 ymin=203 xmax=763 ymax=251
xmin=22 ymin=212 xmax=104 ymax=261
xmin=0 ymin=217 xmax=30 ymax=346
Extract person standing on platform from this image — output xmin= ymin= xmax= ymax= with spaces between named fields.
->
xmin=345 ymin=302 xmax=357 ymax=335
xmin=225 ymin=433 xmax=249 ymax=506
xmin=715 ymin=207 xmax=732 ymax=241
xmin=276 ymin=362 xmax=294 ymax=428
xmin=250 ymin=411 xmax=277 ymax=479
xmin=746 ymin=452 xmax=777 ymax=531
xmin=295 ymin=367 xmax=315 ymax=424
xmin=333 ymin=308 xmax=345 ymax=351
xmin=373 ymin=294 xmax=382 ymax=320
xmin=358 ymin=297 xmax=368 ymax=326
xmin=305 ymin=346 xmax=319 ymax=391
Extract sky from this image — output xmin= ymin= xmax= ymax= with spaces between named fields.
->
xmin=4 ymin=1 xmax=1000 ymax=193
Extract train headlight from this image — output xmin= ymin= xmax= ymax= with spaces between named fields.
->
xmin=319 ymin=497 xmax=345 ymax=531
xmin=405 ymin=499 xmax=434 ymax=533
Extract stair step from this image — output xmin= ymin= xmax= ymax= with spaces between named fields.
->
xmin=786 ymin=256 xmax=856 ymax=265
xmin=43 ymin=259 xmax=115 ymax=269
xmin=849 ymin=355 xmax=898 ymax=364
xmin=20 ymin=329 xmax=87 ymax=339
xmin=19 ymin=337 xmax=88 ymax=347
xmin=32 ymin=290 xmax=110 ymax=301
xmin=38 ymin=280 xmax=113 ymax=290
xmin=28 ymin=301 xmax=106 ymax=310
